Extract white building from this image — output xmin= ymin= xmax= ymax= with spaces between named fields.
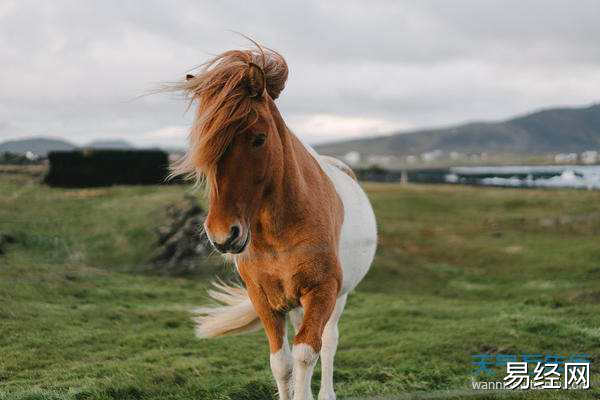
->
xmin=343 ymin=151 xmax=361 ymax=166
xmin=554 ymin=153 xmax=578 ymax=163
xmin=581 ymin=151 xmax=598 ymax=164
xmin=25 ymin=151 xmax=39 ymax=161
xmin=421 ymin=149 xmax=443 ymax=163
xmin=366 ymin=154 xmax=397 ymax=167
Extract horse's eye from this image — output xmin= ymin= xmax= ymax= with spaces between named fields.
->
xmin=252 ymin=133 xmax=266 ymax=148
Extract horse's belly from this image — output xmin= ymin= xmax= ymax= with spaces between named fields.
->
xmin=322 ymin=163 xmax=377 ymax=294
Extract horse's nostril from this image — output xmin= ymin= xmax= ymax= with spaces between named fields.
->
xmin=210 ymin=225 xmax=244 ymax=253
xmin=230 ymin=225 xmax=240 ymax=241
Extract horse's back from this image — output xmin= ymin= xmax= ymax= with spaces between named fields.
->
xmin=318 ymin=155 xmax=377 ymax=294
xmin=320 ymin=155 xmax=358 ymax=180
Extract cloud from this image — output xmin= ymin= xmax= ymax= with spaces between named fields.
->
xmin=140 ymin=125 xmax=189 ymax=148
xmin=0 ymin=1 xmax=599 ymax=147
xmin=286 ymin=114 xmax=412 ymax=144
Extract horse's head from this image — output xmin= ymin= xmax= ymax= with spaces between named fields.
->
xmin=204 ymin=96 xmax=283 ymax=254
xmin=171 ymin=47 xmax=288 ymax=254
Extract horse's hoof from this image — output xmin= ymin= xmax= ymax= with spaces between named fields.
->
xmin=317 ymin=391 xmax=336 ymax=400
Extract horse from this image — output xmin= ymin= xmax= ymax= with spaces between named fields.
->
xmin=169 ymin=44 xmax=377 ymax=400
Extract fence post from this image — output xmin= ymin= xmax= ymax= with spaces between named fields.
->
xmin=401 ymin=169 xmax=408 ymax=184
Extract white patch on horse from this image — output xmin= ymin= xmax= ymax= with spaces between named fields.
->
xmin=298 ymin=138 xmax=378 ymax=295
xmin=271 ymin=337 xmax=293 ymax=400
xmin=292 ymin=343 xmax=318 ymax=400
xmin=318 ymin=294 xmax=347 ymax=400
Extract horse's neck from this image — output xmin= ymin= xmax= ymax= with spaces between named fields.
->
xmin=263 ymin=106 xmax=329 ymax=230
xmin=276 ymin=126 xmax=317 ymax=207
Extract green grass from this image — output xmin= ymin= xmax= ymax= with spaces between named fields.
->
xmin=1 ymin=170 xmax=599 ymax=399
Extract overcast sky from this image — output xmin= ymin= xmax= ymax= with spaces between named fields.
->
xmin=1 ymin=1 xmax=599 ymax=148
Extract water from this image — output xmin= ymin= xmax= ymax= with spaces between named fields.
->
xmin=445 ymin=165 xmax=600 ymax=190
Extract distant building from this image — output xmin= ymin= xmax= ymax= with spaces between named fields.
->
xmin=405 ymin=155 xmax=418 ymax=164
xmin=25 ymin=151 xmax=39 ymax=161
xmin=581 ymin=151 xmax=598 ymax=164
xmin=366 ymin=154 xmax=397 ymax=167
xmin=449 ymin=151 xmax=466 ymax=161
xmin=554 ymin=153 xmax=578 ymax=163
xmin=343 ymin=151 xmax=361 ymax=166
xmin=421 ymin=149 xmax=443 ymax=163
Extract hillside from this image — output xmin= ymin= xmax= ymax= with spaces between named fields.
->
xmin=315 ymin=103 xmax=600 ymax=156
xmin=86 ymin=139 xmax=134 ymax=149
xmin=0 ymin=137 xmax=77 ymax=156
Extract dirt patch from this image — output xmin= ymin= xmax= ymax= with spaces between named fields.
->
xmin=62 ymin=188 xmax=111 ymax=199
xmin=0 ymin=164 xmax=47 ymax=177
xmin=504 ymin=245 xmax=523 ymax=254
xmin=570 ymin=290 xmax=600 ymax=304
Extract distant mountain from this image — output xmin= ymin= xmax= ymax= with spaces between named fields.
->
xmin=86 ymin=139 xmax=134 ymax=149
xmin=315 ymin=103 xmax=600 ymax=157
xmin=0 ymin=137 xmax=77 ymax=156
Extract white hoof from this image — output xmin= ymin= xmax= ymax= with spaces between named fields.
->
xmin=317 ymin=391 xmax=335 ymax=400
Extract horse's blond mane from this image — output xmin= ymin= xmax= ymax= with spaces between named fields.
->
xmin=167 ymin=45 xmax=288 ymax=189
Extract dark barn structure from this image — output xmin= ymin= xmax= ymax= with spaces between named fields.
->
xmin=45 ymin=149 xmax=171 ymax=187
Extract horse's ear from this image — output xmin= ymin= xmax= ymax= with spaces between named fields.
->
xmin=246 ymin=63 xmax=265 ymax=98
xmin=186 ymin=74 xmax=195 ymax=81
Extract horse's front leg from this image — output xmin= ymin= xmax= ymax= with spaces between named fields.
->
xmin=246 ymin=285 xmax=293 ymax=400
xmin=292 ymin=280 xmax=338 ymax=400
xmin=271 ymin=324 xmax=293 ymax=400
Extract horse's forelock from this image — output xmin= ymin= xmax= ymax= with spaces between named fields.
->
xmin=169 ymin=45 xmax=287 ymax=190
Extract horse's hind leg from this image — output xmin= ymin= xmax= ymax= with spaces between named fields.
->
xmin=318 ymin=294 xmax=347 ymax=400
xmin=289 ymin=307 xmax=304 ymax=334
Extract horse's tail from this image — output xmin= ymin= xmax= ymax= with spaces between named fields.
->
xmin=192 ymin=280 xmax=262 ymax=338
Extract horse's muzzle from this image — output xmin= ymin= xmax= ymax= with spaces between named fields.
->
xmin=211 ymin=225 xmax=250 ymax=254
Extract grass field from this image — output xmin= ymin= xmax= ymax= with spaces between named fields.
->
xmin=1 ymin=168 xmax=599 ymax=399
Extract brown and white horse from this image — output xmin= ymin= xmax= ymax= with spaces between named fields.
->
xmin=170 ymin=45 xmax=377 ymax=400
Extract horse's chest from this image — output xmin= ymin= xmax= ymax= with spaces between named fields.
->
xmin=258 ymin=275 xmax=299 ymax=311
xmin=237 ymin=262 xmax=300 ymax=312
